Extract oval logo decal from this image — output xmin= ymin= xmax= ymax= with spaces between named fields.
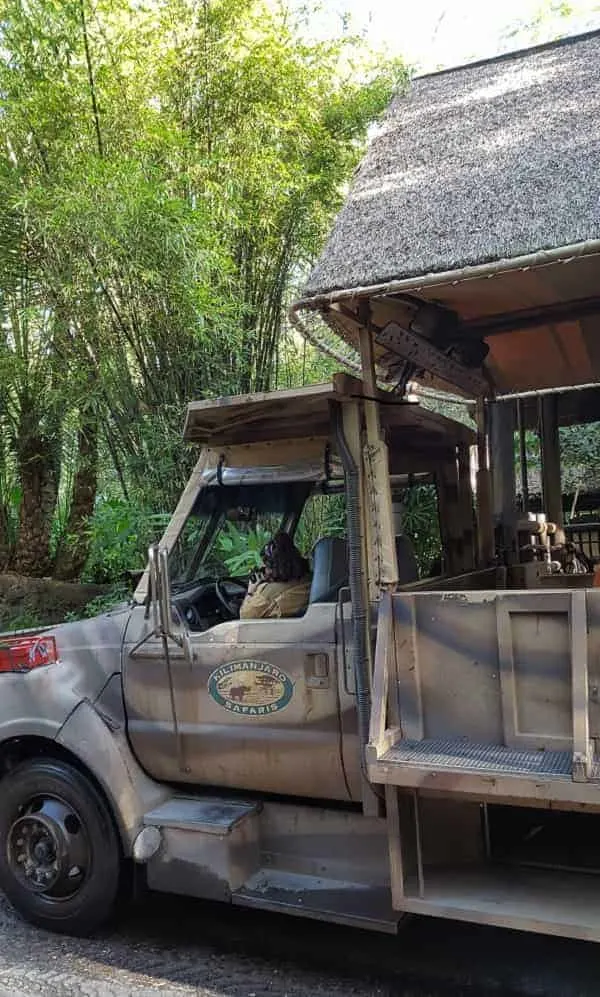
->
xmin=208 ymin=660 xmax=293 ymax=716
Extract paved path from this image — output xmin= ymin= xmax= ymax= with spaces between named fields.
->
xmin=2 ymin=888 xmax=600 ymax=997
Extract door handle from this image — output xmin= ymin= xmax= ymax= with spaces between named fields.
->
xmin=305 ymin=653 xmax=330 ymax=689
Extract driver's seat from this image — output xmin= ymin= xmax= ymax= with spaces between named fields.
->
xmin=309 ymin=537 xmax=348 ymax=604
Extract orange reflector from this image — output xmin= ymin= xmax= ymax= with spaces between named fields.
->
xmin=0 ymin=635 xmax=58 ymax=673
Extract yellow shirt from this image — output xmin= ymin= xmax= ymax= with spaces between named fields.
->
xmin=239 ymin=576 xmax=312 ymax=619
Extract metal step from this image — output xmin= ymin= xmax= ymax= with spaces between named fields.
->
xmin=143 ymin=796 xmax=261 ymax=900
xmin=382 ymin=737 xmax=572 ymax=778
xmin=144 ymin=797 xmax=260 ymax=834
xmin=234 ymin=868 xmax=399 ymax=933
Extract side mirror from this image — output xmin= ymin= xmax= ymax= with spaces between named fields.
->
xmin=148 ymin=543 xmax=174 ymax=639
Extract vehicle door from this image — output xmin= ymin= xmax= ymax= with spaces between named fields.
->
xmin=178 ymin=601 xmax=348 ymax=800
xmin=123 ymin=482 xmax=351 ymax=801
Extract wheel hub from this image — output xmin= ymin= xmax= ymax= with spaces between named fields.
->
xmin=10 ymin=814 xmax=61 ymax=890
xmin=7 ymin=796 xmax=89 ymax=899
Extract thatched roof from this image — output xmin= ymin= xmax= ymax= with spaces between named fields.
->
xmin=301 ymin=30 xmax=600 ymax=301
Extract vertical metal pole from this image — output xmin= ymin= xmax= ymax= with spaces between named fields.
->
xmin=413 ymin=790 xmax=425 ymax=898
xmin=539 ymin=394 xmax=563 ymax=526
xmin=482 ymin=803 xmax=491 ymax=860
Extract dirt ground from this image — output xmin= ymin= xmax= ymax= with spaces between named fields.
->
xmin=0 ymin=573 xmax=109 ymax=630
xmin=2 ymin=887 xmax=600 ymax=997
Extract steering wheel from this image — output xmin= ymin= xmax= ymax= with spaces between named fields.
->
xmin=214 ymin=578 xmax=248 ymax=619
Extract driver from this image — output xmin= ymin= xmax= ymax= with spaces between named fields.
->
xmin=240 ymin=531 xmax=312 ymax=619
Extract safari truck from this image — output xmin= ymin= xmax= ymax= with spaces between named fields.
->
xmin=3 ymin=28 xmax=600 ymax=945
xmin=0 ymin=376 xmax=479 ymax=936
xmin=0 ymin=373 xmax=599 ymax=944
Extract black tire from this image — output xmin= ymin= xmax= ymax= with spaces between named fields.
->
xmin=0 ymin=758 xmax=121 ymax=936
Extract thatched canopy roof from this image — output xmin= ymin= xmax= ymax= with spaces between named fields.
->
xmin=302 ymin=30 xmax=600 ymax=298
xmin=294 ymin=31 xmax=600 ymax=397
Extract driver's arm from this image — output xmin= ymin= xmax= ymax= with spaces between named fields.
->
xmin=240 ymin=583 xmax=274 ymax=620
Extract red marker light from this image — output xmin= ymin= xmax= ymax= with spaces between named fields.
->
xmin=0 ymin=635 xmax=58 ymax=674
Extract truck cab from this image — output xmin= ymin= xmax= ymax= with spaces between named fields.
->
xmin=123 ymin=374 xmax=474 ymax=805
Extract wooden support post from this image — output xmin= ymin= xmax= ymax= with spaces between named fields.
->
xmin=571 ymin=590 xmax=591 ymax=781
xmin=358 ymin=312 xmax=377 ymax=396
xmin=457 ymin=443 xmax=476 ymax=571
xmin=490 ymin=399 xmax=517 ymax=563
xmin=475 ymin=399 xmax=494 ymax=566
xmin=437 ymin=456 xmax=463 ymax=576
xmin=385 ymin=786 xmax=405 ymax=907
xmin=342 ymin=398 xmax=382 ymax=818
xmin=539 ymin=395 xmax=563 ymax=526
xmin=368 ymin=590 xmax=399 ymax=757
xmin=357 ymin=323 xmax=398 ymax=589
xmin=342 ymin=399 xmax=373 ymax=631
xmin=357 ymin=311 xmax=381 ymax=446
xmin=386 ymin=787 xmax=421 ymax=904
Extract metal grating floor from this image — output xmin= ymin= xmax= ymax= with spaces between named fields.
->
xmin=383 ymin=737 xmax=572 ymax=777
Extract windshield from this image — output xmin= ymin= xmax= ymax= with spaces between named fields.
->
xmin=169 ymin=481 xmax=312 ymax=588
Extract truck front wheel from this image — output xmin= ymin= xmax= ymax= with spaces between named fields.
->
xmin=0 ymin=758 xmax=121 ymax=935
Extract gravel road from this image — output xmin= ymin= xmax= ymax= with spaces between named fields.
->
xmin=3 ymin=887 xmax=600 ymax=997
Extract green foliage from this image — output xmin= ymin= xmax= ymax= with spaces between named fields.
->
xmin=63 ymin=583 xmax=129 ymax=622
xmin=0 ymin=608 xmax=46 ymax=632
xmin=81 ymin=498 xmax=169 ymax=584
xmin=560 ymin=423 xmax=600 ymax=494
xmin=294 ymin=492 xmax=346 ymax=555
xmin=399 ymin=485 xmax=442 ymax=576
xmin=215 ymin=521 xmax=271 ymax=576
xmin=276 ymin=330 xmax=340 ymax=389
xmin=0 ymin=0 xmax=404 ymax=578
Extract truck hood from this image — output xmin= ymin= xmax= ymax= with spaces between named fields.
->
xmin=0 ymin=605 xmax=133 ymax=744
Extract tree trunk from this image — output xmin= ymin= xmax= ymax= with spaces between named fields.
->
xmin=0 ymin=438 xmax=14 ymax=570
xmin=54 ymin=419 xmax=98 ymax=581
xmin=0 ymin=506 xmax=10 ymax=571
xmin=12 ymin=433 xmax=58 ymax=578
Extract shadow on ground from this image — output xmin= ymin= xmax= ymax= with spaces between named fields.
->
xmin=91 ymin=890 xmax=600 ymax=996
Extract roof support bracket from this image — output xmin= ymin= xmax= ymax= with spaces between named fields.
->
xmin=376 ymin=322 xmax=489 ymax=397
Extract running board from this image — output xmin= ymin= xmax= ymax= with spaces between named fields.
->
xmin=234 ymin=869 xmax=399 ymax=933
xmin=143 ymin=796 xmax=261 ymax=901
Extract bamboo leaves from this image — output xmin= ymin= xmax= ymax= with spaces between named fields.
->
xmin=0 ymin=0 xmax=403 ymax=577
